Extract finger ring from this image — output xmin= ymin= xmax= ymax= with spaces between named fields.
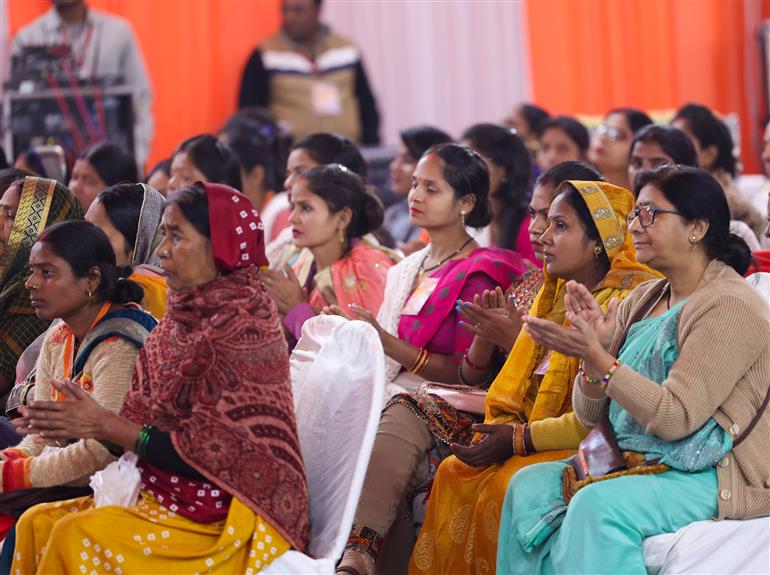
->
xmin=475 ymin=322 xmax=480 ymax=328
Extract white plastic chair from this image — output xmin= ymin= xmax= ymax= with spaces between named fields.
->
xmin=263 ymin=315 xmax=385 ymax=574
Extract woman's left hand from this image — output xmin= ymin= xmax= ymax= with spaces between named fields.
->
xmin=450 ymin=423 xmax=514 ymax=467
xmin=12 ymin=379 xmax=109 ymax=440
xmin=262 ymin=265 xmax=307 ymax=315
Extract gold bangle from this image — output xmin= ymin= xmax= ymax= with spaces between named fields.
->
xmin=414 ymin=350 xmax=431 ymax=376
xmin=409 ymin=348 xmax=429 ymax=374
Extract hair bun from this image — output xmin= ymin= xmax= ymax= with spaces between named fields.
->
xmin=721 ymin=232 xmax=752 ymax=276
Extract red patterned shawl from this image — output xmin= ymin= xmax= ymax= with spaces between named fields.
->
xmin=120 ymin=267 xmax=309 ymax=551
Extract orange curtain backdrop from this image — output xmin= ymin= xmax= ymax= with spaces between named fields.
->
xmin=525 ymin=0 xmax=769 ymax=174
xmin=8 ymin=0 xmax=281 ymax=170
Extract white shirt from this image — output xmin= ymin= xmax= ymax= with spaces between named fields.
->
xmin=12 ymin=7 xmax=153 ymax=168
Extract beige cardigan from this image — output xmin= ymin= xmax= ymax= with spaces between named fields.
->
xmin=574 ymin=259 xmax=770 ymax=520
xmin=11 ymin=321 xmax=139 ymax=488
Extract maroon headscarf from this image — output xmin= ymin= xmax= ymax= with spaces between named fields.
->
xmin=204 ymin=182 xmax=268 ymax=272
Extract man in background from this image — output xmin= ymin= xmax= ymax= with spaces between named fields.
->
xmin=239 ymin=0 xmax=380 ymax=145
xmin=12 ymin=0 xmax=153 ymax=168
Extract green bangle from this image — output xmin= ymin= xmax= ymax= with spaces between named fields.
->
xmin=133 ymin=424 xmax=153 ymax=459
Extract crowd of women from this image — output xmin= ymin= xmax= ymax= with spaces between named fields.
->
xmin=0 ymin=98 xmax=767 ymax=575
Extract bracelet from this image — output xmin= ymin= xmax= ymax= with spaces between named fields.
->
xmin=511 ymin=423 xmax=529 ymax=457
xmin=601 ymin=358 xmax=621 ymax=387
xmin=409 ymin=348 xmax=431 ymax=376
xmin=578 ymin=362 xmax=602 ymax=386
xmin=133 ymin=424 xmax=154 ymax=459
xmin=457 ymin=361 xmax=473 ymax=386
xmin=463 ymin=351 xmax=490 ymax=371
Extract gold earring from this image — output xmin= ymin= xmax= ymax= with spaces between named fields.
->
xmin=87 ymin=290 xmax=94 ymax=303
xmin=460 ymin=211 xmax=466 ymax=227
xmin=338 ymin=228 xmax=345 ymax=244
xmin=593 ymin=245 xmax=603 ymax=260
xmin=690 ymin=236 xmax=697 ymax=243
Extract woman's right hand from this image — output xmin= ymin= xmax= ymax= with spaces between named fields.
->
xmin=458 ymin=287 xmax=524 ymax=352
xmin=564 ymin=280 xmax=618 ymax=350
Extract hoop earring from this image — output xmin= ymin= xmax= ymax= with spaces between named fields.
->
xmin=593 ymin=245 xmax=603 ymax=260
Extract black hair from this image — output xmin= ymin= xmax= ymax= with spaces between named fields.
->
xmin=37 ymin=220 xmax=144 ymax=304
xmin=301 ymin=164 xmax=384 ymax=240
xmin=174 ymin=134 xmax=243 ymax=191
xmin=634 ymin=165 xmax=751 ymax=274
xmin=96 ymin=183 xmax=145 ymax=256
xmin=558 ymin=184 xmax=611 ymax=268
xmin=19 ymin=149 xmax=46 ymax=177
xmin=607 ymin=107 xmax=653 ymax=135
xmin=400 ymin=126 xmax=453 ymax=162
xmin=0 ymin=147 xmax=7 ymax=171
xmin=145 ymin=158 xmax=171 ymax=181
xmin=0 ymin=168 xmax=33 ymax=195
xmin=536 ymin=161 xmax=604 ymax=191
xmin=291 ymin=133 xmax=367 ymax=178
xmin=426 ymin=143 xmax=492 ymax=228
xmin=629 ymin=124 xmax=698 ymax=167
xmin=519 ymin=103 xmax=550 ymax=137
xmin=163 ymin=183 xmax=210 ymax=239
xmin=220 ymin=107 xmax=290 ymax=190
xmin=461 ymin=123 xmax=531 ymax=249
xmin=539 ymin=116 xmax=590 ymax=152
xmin=220 ymin=130 xmax=279 ymax=192
xmin=78 ymin=142 xmax=138 ymax=186
xmin=673 ymin=103 xmax=737 ymax=177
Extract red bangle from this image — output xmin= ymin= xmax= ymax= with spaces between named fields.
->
xmin=464 ymin=352 xmax=490 ymax=371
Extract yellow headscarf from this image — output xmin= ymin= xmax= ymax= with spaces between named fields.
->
xmin=484 ymin=181 xmax=660 ymax=425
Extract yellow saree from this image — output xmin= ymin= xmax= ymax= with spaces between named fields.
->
xmin=13 ymin=492 xmax=289 ymax=574
xmin=409 ymin=181 xmax=659 ymax=575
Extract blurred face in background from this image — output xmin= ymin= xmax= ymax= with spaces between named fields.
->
xmin=282 ymin=0 xmax=321 ymax=44
xmin=589 ymin=113 xmax=634 ymax=176
xmin=389 ymin=145 xmax=417 ymax=199
xmin=69 ymin=159 xmax=106 ymax=210
xmin=628 ymin=140 xmax=676 ymax=190
xmin=537 ymin=127 xmax=583 ymax=171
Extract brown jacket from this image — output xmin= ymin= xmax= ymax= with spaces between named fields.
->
xmin=574 ymin=259 xmax=770 ymax=519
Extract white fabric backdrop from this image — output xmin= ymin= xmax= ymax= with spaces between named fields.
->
xmin=323 ymin=0 xmax=532 ymax=144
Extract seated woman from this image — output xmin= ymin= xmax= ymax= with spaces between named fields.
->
xmin=536 ymin=116 xmax=590 ymax=172
xmin=12 ymin=182 xmax=309 ymax=574
xmin=265 ymin=132 xmax=370 ymax=261
xmin=385 ymin=126 xmax=452 ymax=250
xmin=410 ymin=180 xmax=658 ymax=575
xmin=672 ymin=103 xmax=764 ymax=239
xmin=461 ymin=123 xmax=537 ymax=263
xmin=498 ymin=165 xmax=770 ymax=574
xmin=263 ymin=164 xmax=398 ymax=345
xmin=0 ymin=177 xmax=82 ymax=398
xmin=335 ymin=160 xmax=603 ymax=575
xmin=0 ymin=220 xmax=155 ymax=537
xmin=627 ymin=124 xmax=697 ymax=189
xmin=588 ymin=108 xmax=652 ymax=189
xmin=85 ymin=183 xmax=167 ymax=319
xmin=503 ymin=103 xmax=550 ymax=162
xmin=69 ymin=142 xmax=138 ymax=210
xmin=166 ymin=134 xmax=242 ymax=195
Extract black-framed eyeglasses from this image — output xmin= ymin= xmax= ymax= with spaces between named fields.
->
xmin=626 ymin=205 xmax=684 ymax=228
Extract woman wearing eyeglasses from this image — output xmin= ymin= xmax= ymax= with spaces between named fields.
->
xmin=496 ymin=165 xmax=770 ymax=574
xmin=588 ymin=108 xmax=653 ymax=190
